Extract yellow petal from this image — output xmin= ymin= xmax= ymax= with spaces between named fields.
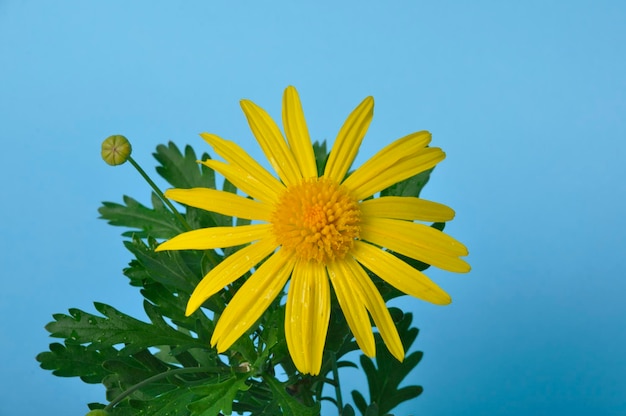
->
xmin=165 ymin=188 xmax=273 ymax=221
xmin=282 ymin=86 xmax=317 ymax=179
xmin=324 ymin=96 xmax=374 ymax=182
xmin=211 ymin=250 xmax=295 ymax=351
xmin=155 ymin=224 xmax=272 ymax=251
xmin=285 ymin=260 xmax=330 ymax=375
xmin=343 ymin=131 xmax=431 ymax=191
xmin=352 ymin=241 xmax=452 ymax=305
xmin=200 ymin=133 xmax=285 ymax=199
xmin=327 ymin=261 xmax=375 ymax=357
xmin=200 ymin=159 xmax=280 ymax=204
xmin=344 ymin=257 xmax=404 ymax=362
xmin=360 ymin=218 xmax=470 ymax=273
xmin=360 ymin=196 xmax=455 ymax=222
xmin=240 ymin=99 xmax=302 ymax=186
xmin=185 ymin=238 xmax=277 ymax=315
xmin=346 ymin=147 xmax=445 ymax=201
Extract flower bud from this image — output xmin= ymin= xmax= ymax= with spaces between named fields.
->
xmin=101 ymin=135 xmax=132 ymax=166
xmin=85 ymin=410 xmax=109 ymax=416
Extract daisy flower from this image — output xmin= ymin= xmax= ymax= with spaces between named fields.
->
xmin=155 ymin=86 xmax=470 ymax=375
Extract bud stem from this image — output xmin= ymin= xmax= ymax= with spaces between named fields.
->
xmin=127 ymin=156 xmax=192 ymax=232
xmin=127 ymin=156 xmax=222 ymax=266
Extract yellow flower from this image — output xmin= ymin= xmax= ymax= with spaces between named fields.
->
xmin=155 ymin=86 xmax=470 ymax=375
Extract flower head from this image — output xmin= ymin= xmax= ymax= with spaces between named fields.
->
xmin=156 ymin=86 xmax=470 ymax=375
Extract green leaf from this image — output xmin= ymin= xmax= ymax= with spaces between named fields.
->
xmin=380 ymin=167 xmax=433 ymax=198
xmin=129 ymin=385 xmax=207 ymax=416
xmin=313 ymin=140 xmax=328 ymax=177
xmin=152 ymin=141 xmax=230 ymax=232
xmin=139 ymin=281 xmax=215 ymax=339
xmin=45 ymin=302 xmax=205 ymax=355
xmin=99 ymin=193 xmax=184 ymax=239
xmin=187 ymin=375 xmax=250 ymax=416
xmin=265 ymin=376 xmax=321 ymax=416
xmin=352 ymin=391 xmax=368 ymax=415
xmin=124 ymin=236 xmax=201 ymax=295
xmin=153 ymin=142 xmax=215 ymax=190
xmin=36 ymin=342 xmax=117 ymax=383
xmin=102 ymin=350 xmax=175 ymax=403
xmin=351 ymin=310 xmax=423 ymax=416
xmin=363 ymin=403 xmax=380 ymax=416
xmin=342 ymin=404 xmax=357 ymax=416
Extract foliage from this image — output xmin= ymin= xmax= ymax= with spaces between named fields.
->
xmin=38 ymin=141 xmax=433 ymax=415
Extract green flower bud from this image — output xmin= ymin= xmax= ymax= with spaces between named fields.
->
xmin=85 ymin=410 xmax=109 ymax=416
xmin=101 ymin=135 xmax=132 ymax=166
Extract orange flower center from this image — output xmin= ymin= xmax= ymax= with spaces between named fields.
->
xmin=271 ymin=178 xmax=361 ymax=263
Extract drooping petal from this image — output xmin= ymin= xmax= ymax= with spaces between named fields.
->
xmin=165 ymin=188 xmax=273 ymax=222
xmin=344 ymin=257 xmax=404 ymax=362
xmin=352 ymin=241 xmax=452 ymax=305
xmin=346 ymin=147 xmax=445 ymax=201
xmin=200 ymin=133 xmax=285 ymax=197
xmin=200 ymin=159 xmax=280 ymax=204
xmin=282 ymin=86 xmax=317 ymax=179
xmin=211 ymin=250 xmax=296 ymax=352
xmin=360 ymin=218 xmax=470 ymax=273
xmin=240 ymin=99 xmax=302 ymax=186
xmin=185 ymin=238 xmax=277 ymax=315
xmin=324 ymin=96 xmax=374 ymax=182
xmin=327 ymin=261 xmax=375 ymax=357
xmin=155 ymin=224 xmax=272 ymax=251
xmin=285 ymin=260 xmax=331 ymax=375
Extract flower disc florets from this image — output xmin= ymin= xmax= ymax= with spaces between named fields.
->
xmin=272 ymin=177 xmax=360 ymax=263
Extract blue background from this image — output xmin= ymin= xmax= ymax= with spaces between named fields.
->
xmin=1 ymin=1 xmax=625 ymax=415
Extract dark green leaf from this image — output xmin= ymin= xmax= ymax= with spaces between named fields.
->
xmin=99 ymin=193 xmax=184 ymax=239
xmin=351 ymin=311 xmax=423 ymax=415
xmin=432 ymin=221 xmax=445 ymax=231
xmin=363 ymin=403 xmax=379 ymax=416
xmin=124 ymin=236 xmax=201 ymax=295
xmin=313 ymin=140 xmax=328 ymax=177
xmin=352 ymin=390 xmax=368 ymax=415
xmin=342 ymin=404 xmax=356 ymax=416
xmin=102 ymin=352 xmax=174 ymax=403
xmin=45 ymin=302 xmax=205 ymax=355
xmin=265 ymin=376 xmax=321 ymax=416
xmin=130 ymin=385 xmax=204 ymax=416
xmin=153 ymin=142 xmax=215 ymax=190
xmin=187 ymin=375 xmax=250 ymax=416
xmin=380 ymin=167 xmax=433 ymax=198
xmin=36 ymin=342 xmax=116 ymax=383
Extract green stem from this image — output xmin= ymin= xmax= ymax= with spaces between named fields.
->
xmin=331 ymin=351 xmax=344 ymax=414
xmin=104 ymin=366 xmax=223 ymax=410
xmin=127 ymin=156 xmax=191 ymax=231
